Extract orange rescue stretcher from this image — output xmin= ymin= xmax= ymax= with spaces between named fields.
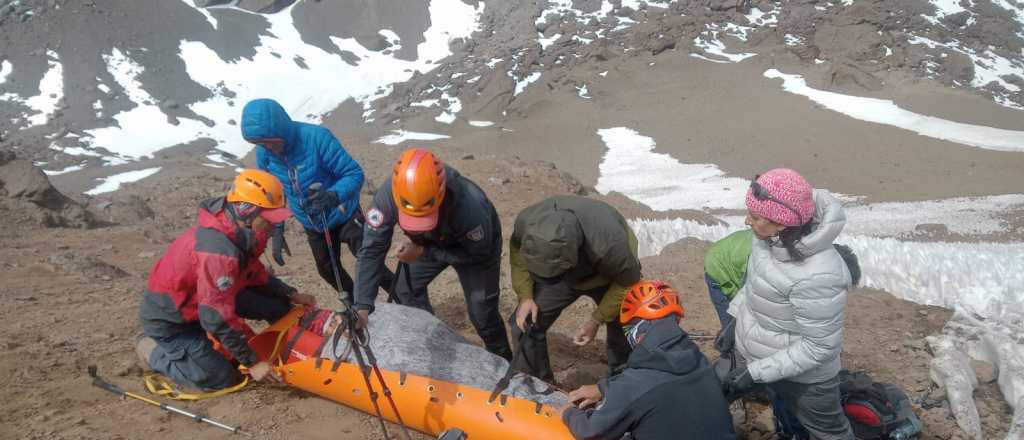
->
xmin=248 ymin=307 xmax=574 ymax=439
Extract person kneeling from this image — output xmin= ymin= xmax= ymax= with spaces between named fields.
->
xmin=136 ymin=170 xmax=316 ymax=391
xmin=559 ymin=281 xmax=736 ymax=439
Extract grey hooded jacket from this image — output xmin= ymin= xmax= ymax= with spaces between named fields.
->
xmin=561 ymin=317 xmax=735 ymax=439
xmin=728 ymin=189 xmax=852 ymax=384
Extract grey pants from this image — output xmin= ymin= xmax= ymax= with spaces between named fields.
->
xmin=394 ymin=255 xmax=513 ymax=361
xmin=732 ymin=354 xmax=853 ymax=440
xmin=766 ymin=376 xmax=854 ymax=440
xmin=145 ymin=288 xmax=292 ymax=391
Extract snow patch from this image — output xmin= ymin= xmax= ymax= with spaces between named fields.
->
xmin=933 ymin=313 xmax=1024 ymax=440
xmin=693 ymin=24 xmax=757 ymax=63
xmin=745 ymin=6 xmax=779 ymax=27
xmin=373 ymin=130 xmax=450 ymax=145
xmin=42 ymin=164 xmax=85 ymax=176
xmin=538 ymin=33 xmax=562 ymax=50
xmin=577 ymin=84 xmax=591 ymax=99
xmin=630 ymin=217 xmax=735 ymax=257
xmin=84 ymin=48 xmax=213 ymax=160
xmin=378 ymin=29 xmax=401 ymax=47
xmin=0 ymin=60 xmax=11 ymax=84
xmin=764 ymin=69 xmax=1024 ymax=152
xmin=632 ymin=214 xmax=1024 ymax=323
xmin=907 ymin=35 xmax=1024 ymax=109
xmin=84 ymin=167 xmax=162 ymax=195
xmin=594 ymin=127 xmax=749 ymax=211
xmin=844 ymin=194 xmax=1024 ymax=237
xmin=83 ymin=0 xmax=484 ymax=160
xmin=181 ymin=0 xmax=218 ymax=29
xmin=3 ymin=50 xmax=65 ymax=127
xmin=513 ymin=72 xmax=541 ymax=96
xmin=410 ymin=98 xmax=440 ymax=108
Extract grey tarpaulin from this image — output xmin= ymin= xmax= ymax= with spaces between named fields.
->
xmin=319 ymin=303 xmax=569 ymax=408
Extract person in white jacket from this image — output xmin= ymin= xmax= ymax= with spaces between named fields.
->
xmin=721 ymin=168 xmax=854 ymax=440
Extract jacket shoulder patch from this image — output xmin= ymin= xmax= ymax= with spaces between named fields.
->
xmin=215 ymin=276 xmax=234 ymax=292
xmin=367 ymin=208 xmax=385 ymax=229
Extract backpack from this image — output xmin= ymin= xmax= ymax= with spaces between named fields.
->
xmin=838 ymin=370 xmax=923 ymax=440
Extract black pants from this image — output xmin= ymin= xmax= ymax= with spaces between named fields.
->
xmin=508 ymin=282 xmax=631 ymax=382
xmin=394 ymin=255 xmax=513 ymax=361
xmin=306 ymin=211 xmax=395 ymax=304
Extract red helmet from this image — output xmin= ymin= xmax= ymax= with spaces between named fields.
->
xmin=619 ymin=280 xmax=685 ymax=324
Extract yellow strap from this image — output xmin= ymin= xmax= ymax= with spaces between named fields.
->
xmin=142 ymin=307 xmax=304 ymax=401
xmin=143 ymin=372 xmax=249 ymax=401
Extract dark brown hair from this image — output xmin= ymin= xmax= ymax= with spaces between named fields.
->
xmin=777 ymin=222 xmax=813 ymax=262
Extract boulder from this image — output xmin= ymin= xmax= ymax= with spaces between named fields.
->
xmin=941 ymin=51 xmax=975 ymax=84
xmin=0 ymin=159 xmax=100 ymax=228
xmin=824 ymin=62 xmax=884 ymax=92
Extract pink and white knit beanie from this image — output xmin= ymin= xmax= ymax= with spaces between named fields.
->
xmin=745 ymin=168 xmax=816 ymax=227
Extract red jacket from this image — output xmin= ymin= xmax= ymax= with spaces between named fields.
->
xmin=141 ymin=197 xmax=289 ymax=366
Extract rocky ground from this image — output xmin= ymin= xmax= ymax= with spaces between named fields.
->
xmin=0 ymin=141 xmax=1013 ymax=439
xmin=2 ymin=0 xmax=1022 ymax=438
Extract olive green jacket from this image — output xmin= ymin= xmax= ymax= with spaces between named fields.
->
xmin=510 ymin=196 xmax=642 ymax=323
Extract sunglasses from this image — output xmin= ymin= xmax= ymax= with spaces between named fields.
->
xmin=750 ymin=174 xmax=804 ymax=226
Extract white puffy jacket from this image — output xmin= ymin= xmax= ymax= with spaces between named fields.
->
xmin=728 ymin=189 xmax=852 ymax=384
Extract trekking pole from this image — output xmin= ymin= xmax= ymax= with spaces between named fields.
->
xmin=309 ymin=184 xmax=412 ymax=440
xmin=88 ymin=366 xmax=252 ymax=437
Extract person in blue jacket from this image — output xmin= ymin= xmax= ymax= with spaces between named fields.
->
xmin=241 ymin=98 xmax=394 ymax=303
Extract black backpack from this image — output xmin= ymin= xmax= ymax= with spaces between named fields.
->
xmin=838 ymin=370 xmax=923 ymax=440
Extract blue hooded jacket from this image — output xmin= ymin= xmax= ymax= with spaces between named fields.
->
xmin=243 ymin=99 xmax=364 ymax=232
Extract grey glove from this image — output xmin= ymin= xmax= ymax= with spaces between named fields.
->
xmin=723 ymin=366 xmax=755 ymax=400
xmin=271 ymin=222 xmax=291 ymax=266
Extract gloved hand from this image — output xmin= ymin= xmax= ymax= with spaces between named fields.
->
xmin=723 ymin=366 xmax=755 ymax=399
xmin=305 ymin=188 xmax=340 ymax=214
xmin=271 ymin=222 xmax=291 ymax=266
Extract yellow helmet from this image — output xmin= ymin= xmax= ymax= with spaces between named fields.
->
xmin=226 ymin=169 xmax=291 ymax=223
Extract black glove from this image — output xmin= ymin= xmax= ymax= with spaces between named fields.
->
xmin=271 ymin=222 xmax=291 ymax=266
xmin=723 ymin=366 xmax=755 ymax=399
xmin=305 ymin=188 xmax=340 ymax=214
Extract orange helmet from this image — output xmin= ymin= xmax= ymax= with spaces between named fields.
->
xmin=226 ymin=169 xmax=291 ymax=223
xmin=619 ymin=280 xmax=685 ymax=324
xmin=391 ymin=148 xmax=446 ymax=232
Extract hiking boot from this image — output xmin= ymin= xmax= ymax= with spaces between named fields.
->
xmin=134 ymin=334 xmax=156 ymax=370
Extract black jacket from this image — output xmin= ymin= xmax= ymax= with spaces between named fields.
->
xmin=562 ymin=318 xmax=736 ymax=439
xmin=353 ymin=166 xmax=501 ymax=311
